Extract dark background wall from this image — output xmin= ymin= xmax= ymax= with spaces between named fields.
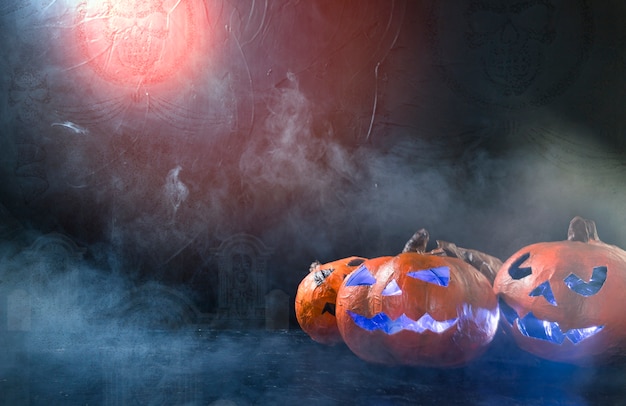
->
xmin=1 ymin=0 xmax=625 ymax=328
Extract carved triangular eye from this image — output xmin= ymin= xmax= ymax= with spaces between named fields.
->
xmin=509 ymin=253 xmax=532 ymax=279
xmin=347 ymin=258 xmax=366 ymax=267
xmin=407 ymin=266 xmax=450 ymax=287
xmin=322 ymin=302 xmax=336 ymax=316
xmin=382 ymin=280 xmax=402 ymax=296
xmin=345 ymin=265 xmax=376 ymax=286
xmin=564 ymin=266 xmax=607 ymax=296
xmin=529 ymin=280 xmax=557 ymax=305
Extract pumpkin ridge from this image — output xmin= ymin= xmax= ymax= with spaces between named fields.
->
xmin=493 ymin=216 xmax=626 ymax=364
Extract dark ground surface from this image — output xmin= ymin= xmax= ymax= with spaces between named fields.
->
xmin=1 ymin=329 xmax=625 ymax=406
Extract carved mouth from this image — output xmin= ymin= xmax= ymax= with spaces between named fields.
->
xmin=347 ymin=311 xmax=457 ymax=334
xmin=322 ymin=302 xmax=336 ymax=316
xmin=499 ymin=298 xmax=604 ymax=345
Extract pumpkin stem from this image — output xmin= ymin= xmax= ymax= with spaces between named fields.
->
xmin=402 ymin=229 xmax=429 ymax=253
xmin=567 ymin=216 xmax=599 ymax=242
xmin=309 ymin=260 xmax=321 ymax=273
xmin=431 ymin=240 xmax=501 ymax=284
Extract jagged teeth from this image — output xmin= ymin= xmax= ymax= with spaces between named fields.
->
xmin=347 ymin=311 xmax=457 ymax=335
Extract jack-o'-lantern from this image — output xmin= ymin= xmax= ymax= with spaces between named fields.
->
xmin=494 ymin=216 xmax=626 ymax=364
xmin=294 ymin=230 xmax=435 ymax=345
xmin=336 ymin=230 xmax=499 ymax=367
xmin=295 ymin=256 xmax=367 ymax=345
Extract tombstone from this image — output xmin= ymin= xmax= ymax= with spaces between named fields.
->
xmin=265 ymin=289 xmax=290 ymax=331
xmin=7 ymin=289 xmax=31 ymax=331
xmin=18 ymin=233 xmax=85 ymax=332
xmin=211 ymin=234 xmax=272 ymax=329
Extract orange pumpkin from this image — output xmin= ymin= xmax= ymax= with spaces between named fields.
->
xmin=294 ymin=230 xmax=431 ymax=345
xmin=494 ymin=216 xmax=626 ymax=364
xmin=335 ymin=232 xmax=499 ymax=367
xmin=295 ymin=256 xmax=366 ymax=345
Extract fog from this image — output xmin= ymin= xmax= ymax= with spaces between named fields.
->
xmin=1 ymin=0 xmax=626 ymax=404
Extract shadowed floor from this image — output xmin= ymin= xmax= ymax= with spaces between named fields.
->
xmin=1 ymin=329 xmax=624 ymax=405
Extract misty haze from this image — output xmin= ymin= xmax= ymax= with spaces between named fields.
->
xmin=1 ymin=0 xmax=626 ymax=404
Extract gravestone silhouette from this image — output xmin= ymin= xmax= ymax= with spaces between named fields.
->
xmin=211 ymin=233 xmax=272 ymax=329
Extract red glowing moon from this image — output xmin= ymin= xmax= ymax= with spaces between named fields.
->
xmin=75 ymin=0 xmax=203 ymax=87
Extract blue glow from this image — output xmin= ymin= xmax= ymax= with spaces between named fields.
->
xmin=381 ymin=279 xmax=402 ymax=296
xmin=347 ymin=311 xmax=457 ymax=335
xmin=564 ymin=266 xmax=608 ymax=296
xmin=344 ymin=265 xmax=376 ymax=286
xmin=500 ymin=298 xmax=604 ymax=344
xmin=498 ymin=297 xmax=519 ymax=325
xmin=508 ymin=252 xmax=532 ymax=279
xmin=529 ymin=281 xmax=557 ymax=305
xmin=565 ymin=325 xmax=605 ymax=344
xmin=515 ymin=312 xmax=604 ymax=345
xmin=407 ymin=266 xmax=450 ymax=287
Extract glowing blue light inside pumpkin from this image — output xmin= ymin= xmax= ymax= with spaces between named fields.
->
xmin=346 ymin=311 xmax=457 ymax=335
xmin=382 ymin=279 xmax=402 ymax=296
xmin=407 ymin=266 xmax=450 ymax=286
xmin=499 ymin=298 xmax=603 ymax=344
xmin=498 ymin=298 xmax=519 ymax=325
xmin=564 ymin=266 xmax=608 ymax=296
xmin=515 ymin=312 xmax=604 ymax=345
xmin=345 ymin=265 xmax=376 ymax=286
xmin=565 ymin=325 xmax=605 ymax=344
xmin=529 ymin=280 xmax=557 ymax=305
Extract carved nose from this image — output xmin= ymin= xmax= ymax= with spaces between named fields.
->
xmin=501 ymin=21 xmax=519 ymax=44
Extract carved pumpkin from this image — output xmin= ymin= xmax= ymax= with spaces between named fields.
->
xmin=295 ymin=256 xmax=366 ymax=345
xmin=494 ymin=216 xmax=626 ymax=364
xmin=336 ymin=230 xmax=499 ymax=367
